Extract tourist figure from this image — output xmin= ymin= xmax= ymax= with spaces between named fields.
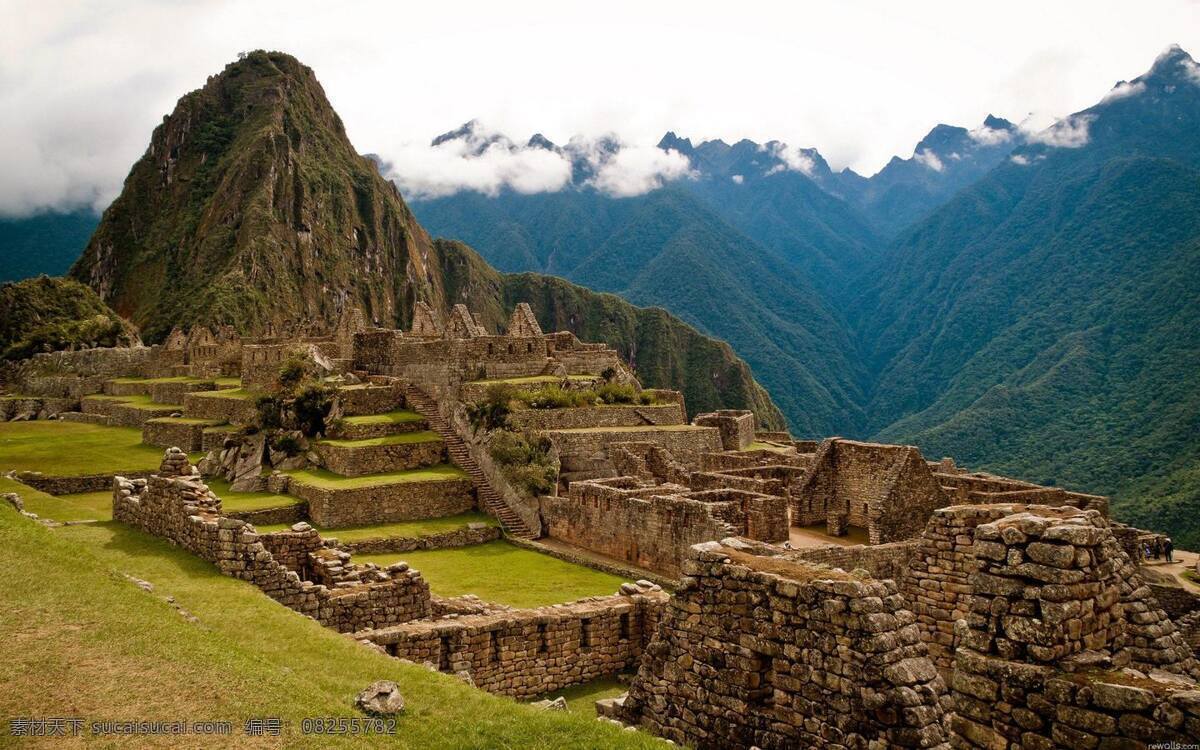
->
xmin=1165 ymin=538 xmax=1173 ymax=563
xmin=1152 ymin=538 xmax=1161 ymax=560
xmin=1143 ymin=542 xmax=1152 ymax=561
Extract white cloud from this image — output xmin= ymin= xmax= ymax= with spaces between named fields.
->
xmin=1181 ymin=56 xmax=1200 ymax=85
xmin=582 ymin=144 xmax=695 ymax=198
xmin=731 ymin=174 xmax=744 ymax=184
xmin=1009 ymin=153 xmax=1045 ymax=166
xmin=762 ymin=142 xmax=816 ymax=175
xmin=1099 ymin=80 xmax=1146 ymax=103
xmin=913 ymin=149 xmax=944 ymax=171
xmin=384 ymin=125 xmax=572 ymax=200
xmin=967 ymin=125 xmax=1014 ymax=146
xmin=1026 ymin=114 xmax=1096 ymax=148
xmin=1 ymin=1 xmax=1198 ymax=215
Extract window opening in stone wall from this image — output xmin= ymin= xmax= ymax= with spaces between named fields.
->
xmin=580 ymin=619 xmax=592 ymax=650
xmin=537 ymin=623 xmax=548 ymax=653
xmin=750 ymin=653 xmax=775 ymax=707
xmin=619 ymin=612 xmax=630 ymax=641
xmin=490 ymin=630 xmax=501 ymax=663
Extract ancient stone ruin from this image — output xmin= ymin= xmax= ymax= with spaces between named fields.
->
xmin=4 ymin=301 xmax=1198 ymax=748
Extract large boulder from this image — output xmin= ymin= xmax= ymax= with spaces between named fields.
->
xmin=355 ymin=680 xmax=405 ymax=716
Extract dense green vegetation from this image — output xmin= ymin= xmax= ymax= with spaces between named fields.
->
xmin=0 ymin=506 xmax=657 ymax=748
xmin=0 ymin=276 xmax=138 ymax=360
xmin=860 ymin=49 xmax=1200 ymax=547
xmin=355 ymin=540 xmax=629 ymax=608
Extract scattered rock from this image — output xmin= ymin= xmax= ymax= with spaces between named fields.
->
xmin=355 ymin=680 xmax=405 ymax=716
xmin=530 ymin=696 xmax=567 ymax=711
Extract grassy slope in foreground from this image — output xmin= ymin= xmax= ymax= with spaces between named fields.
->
xmin=0 ymin=506 xmax=659 ymax=748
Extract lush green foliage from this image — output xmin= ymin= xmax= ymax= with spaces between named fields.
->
xmin=0 ymin=276 xmax=137 ymax=360
xmin=488 ymin=430 xmax=558 ymax=496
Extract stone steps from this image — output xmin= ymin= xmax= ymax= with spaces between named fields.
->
xmin=402 ymin=384 xmax=534 ymax=538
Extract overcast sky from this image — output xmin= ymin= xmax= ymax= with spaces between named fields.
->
xmin=2 ymin=0 xmax=1198 ymax=216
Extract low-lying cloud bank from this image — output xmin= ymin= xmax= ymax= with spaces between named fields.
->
xmin=381 ymin=121 xmax=695 ymax=200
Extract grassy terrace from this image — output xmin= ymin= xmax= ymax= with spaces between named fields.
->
xmin=745 ymin=440 xmax=794 ymax=453
xmin=530 ymin=675 xmax=630 ymax=717
xmin=0 ymin=507 xmax=656 ymax=748
xmin=84 ymin=393 xmax=181 ymax=409
xmin=342 ymin=410 xmax=424 ymax=425
xmin=0 ymin=421 xmax=201 ymax=476
xmin=466 ymin=375 xmax=598 ymax=385
xmin=318 ymin=431 xmax=442 ymax=448
xmin=356 ymin=540 xmax=628 ymax=608
xmin=147 ymin=416 xmax=222 ymax=425
xmin=0 ymin=476 xmax=113 ymax=522
xmin=188 ymin=387 xmax=257 ymax=400
xmin=286 ymin=465 xmax=467 ymax=489
xmin=253 ymin=511 xmax=496 ymax=540
xmin=205 ymin=477 xmax=303 ymax=513
xmin=547 ymin=424 xmax=709 ymax=433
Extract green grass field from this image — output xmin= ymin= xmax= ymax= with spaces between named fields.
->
xmin=466 ymin=375 xmax=597 ymax=385
xmin=205 ymin=477 xmax=303 ymax=513
xmin=0 ymin=506 xmax=657 ymax=749
xmin=318 ymin=431 xmax=442 ymax=448
xmin=84 ymin=393 xmax=181 ymax=409
xmin=0 ymin=476 xmax=113 ymax=522
xmin=355 ymin=540 xmax=629 ymax=608
xmin=285 ymin=465 xmax=467 ymax=489
xmin=0 ymin=421 xmax=199 ymax=476
xmin=253 ymin=512 xmax=496 ymax=540
xmin=189 ymin=387 xmax=256 ymax=400
xmin=529 ymin=675 xmax=630 ymax=717
xmin=341 ymin=410 xmax=425 ymax=426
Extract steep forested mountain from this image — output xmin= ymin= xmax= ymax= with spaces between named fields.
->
xmin=832 ymin=115 xmax=1026 ymax=237
xmin=55 ymin=51 xmax=783 ymax=426
xmin=418 ymin=183 xmax=869 ymax=436
xmin=857 ymin=45 xmax=1200 ymax=545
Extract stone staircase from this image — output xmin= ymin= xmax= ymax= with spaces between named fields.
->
xmin=402 ymin=384 xmax=534 ymax=538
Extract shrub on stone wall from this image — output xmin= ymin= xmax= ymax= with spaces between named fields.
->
xmin=489 ymin=430 xmax=557 ymax=496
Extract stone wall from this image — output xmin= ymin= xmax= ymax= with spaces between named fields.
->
xmin=1146 ymin=581 xmax=1200 ymax=622
xmin=612 ymin=540 xmax=950 ymax=749
xmin=900 ymin=504 xmax=1200 ymax=679
xmin=506 ymin=403 xmax=685 ymax=432
xmin=949 ymin=507 xmax=1200 ymax=748
xmin=693 ymin=410 xmax=756 ymax=451
xmin=546 ymin=426 xmax=722 ymax=469
xmin=182 ymin=392 xmax=259 ymax=424
xmin=1 ymin=346 xmax=159 ymax=396
xmin=541 ymin=477 xmax=788 ymax=577
xmin=356 ymin=590 xmax=667 ymax=699
xmin=15 ymin=469 xmax=152 ymax=495
xmin=290 ymin=476 xmax=476 ymax=528
xmin=0 ymin=396 xmax=77 ymax=420
xmin=314 ymin=438 xmax=446 ymax=478
xmin=142 ymin=418 xmax=215 ymax=451
xmin=112 ymin=454 xmax=432 ymax=632
xmin=339 ymin=525 xmax=501 ymax=555
xmin=335 ymin=383 xmax=405 ymax=416
xmin=785 ymin=539 xmax=920 ymax=582
xmin=794 ymin=438 xmax=949 ymax=543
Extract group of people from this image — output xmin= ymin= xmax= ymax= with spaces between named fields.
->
xmin=1142 ymin=536 xmax=1174 ymax=563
